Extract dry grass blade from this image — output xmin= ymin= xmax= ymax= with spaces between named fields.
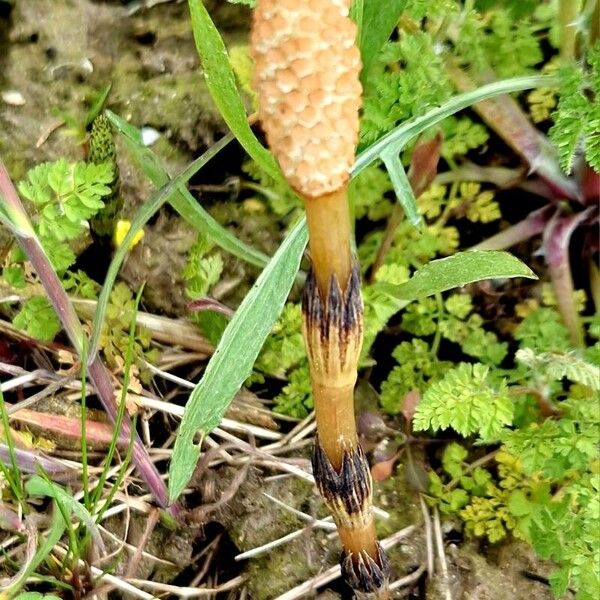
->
xmin=433 ymin=506 xmax=453 ymax=600
xmin=125 ymin=575 xmax=246 ymax=598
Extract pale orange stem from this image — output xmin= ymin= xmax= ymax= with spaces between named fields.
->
xmin=303 ymin=188 xmax=353 ymax=295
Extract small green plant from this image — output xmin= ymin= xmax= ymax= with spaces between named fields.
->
xmin=1 ymin=122 xmax=156 ymax=376
xmin=418 ymin=308 xmax=600 ymax=599
xmin=3 ymin=159 xmax=111 ymax=341
xmin=0 ymin=287 xmax=142 ymax=598
xmin=17 ymin=159 xmax=112 ymax=273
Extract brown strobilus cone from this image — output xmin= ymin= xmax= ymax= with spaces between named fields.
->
xmin=251 ymin=1 xmax=390 ymax=597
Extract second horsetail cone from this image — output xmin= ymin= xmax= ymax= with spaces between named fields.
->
xmin=88 ymin=113 xmax=122 ymax=239
xmin=250 ymin=0 xmax=362 ymax=199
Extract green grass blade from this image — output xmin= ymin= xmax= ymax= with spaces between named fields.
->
xmin=106 ymin=110 xmax=269 ymax=269
xmin=381 ymin=151 xmax=421 ymax=228
xmin=85 ymin=83 xmax=112 ymax=127
xmin=88 ymin=132 xmax=236 ymax=360
xmin=79 ymin=345 xmax=90 ymax=511
xmin=353 ymin=74 xmax=556 ymax=176
xmin=26 ymin=476 xmax=104 ymax=552
xmin=0 ymin=388 xmax=25 ymax=505
xmin=93 ymin=286 xmax=142 ymax=521
xmin=351 ymin=0 xmax=407 ymax=77
xmin=6 ymin=502 xmax=66 ymax=595
xmin=375 ymin=251 xmax=537 ymax=301
xmin=168 ymin=217 xmax=308 ymax=501
xmin=187 ymin=0 xmax=281 ymax=181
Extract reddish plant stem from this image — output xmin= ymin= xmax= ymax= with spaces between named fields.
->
xmin=470 ymin=205 xmax=554 ymax=251
xmin=0 ymin=159 xmax=180 ymax=518
xmin=543 ymin=207 xmax=596 ymax=348
xmin=445 ymin=62 xmax=579 ymax=201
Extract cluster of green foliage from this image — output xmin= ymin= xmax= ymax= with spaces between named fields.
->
xmin=420 ymin=308 xmax=599 ymax=599
xmin=98 ymin=282 xmax=159 ymax=382
xmin=2 ymin=0 xmax=597 ymax=596
xmin=550 ymin=46 xmax=600 ymax=173
xmin=1 ymin=119 xmax=156 ymax=377
xmin=182 ymin=234 xmax=229 ymax=344
xmin=5 ymin=159 xmax=112 ymax=341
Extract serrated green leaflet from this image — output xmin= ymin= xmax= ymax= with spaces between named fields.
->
xmin=375 ymin=251 xmax=537 ymax=301
xmin=187 ymin=0 xmax=280 ymax=181
xmin=168 ymin=217 xmax=308 ymax=501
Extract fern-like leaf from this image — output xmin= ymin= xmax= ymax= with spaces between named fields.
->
xmin=413 ymin=362 xmax=512 ymax=439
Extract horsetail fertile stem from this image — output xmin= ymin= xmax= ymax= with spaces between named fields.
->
xmin=251 ymin=1 xmax=390 ymax=597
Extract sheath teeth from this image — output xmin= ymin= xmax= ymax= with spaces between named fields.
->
xmin=301 ymin=262 xmax=363 ymax=388
xmin=341 ymin=542 xmax=391 ymax=596
xmin=312 ymin=437 xmax=372 ymax=529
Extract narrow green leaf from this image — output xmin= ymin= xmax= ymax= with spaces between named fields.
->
xmin=351 ymin=0 xmax=407 ymax=76
xmin=25 ymin=476 xmax=104 ymax=550
xmin=353 ymin=75 xmax=557 ymax=175
xmin=89 ymin=131 xmax=236 ymax=359
xmin=187 ymin=0 xmax=280 ymax=181
xmin=168 ymin=217 xmax=308 ymax=501
xmin=376 ymin=251 xmax=537 ymax=301
xmin=84 ymin=83 xmax=112 ymax=127
xmin=381 ymin=151 xmax=421 ymax=228
xmin=6 ymin=503 xmax=65 ymax=595
xmin=106 ymin=110 xmax=269 ymax=269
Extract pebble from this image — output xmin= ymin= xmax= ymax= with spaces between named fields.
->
xmin=2 ymin=90 xmax=26 ymax=106
xmin=141 ymin=126 xmax=161 ymax=146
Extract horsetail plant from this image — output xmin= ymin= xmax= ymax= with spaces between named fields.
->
xmin=251 ymin=1 xmax=390 ymax=596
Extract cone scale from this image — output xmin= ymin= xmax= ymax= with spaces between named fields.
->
xmin=251 ymin=1 xmax=390 ymax=596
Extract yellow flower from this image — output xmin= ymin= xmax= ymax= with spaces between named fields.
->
xmin=113 ymin=220 xmax=144 ymax=250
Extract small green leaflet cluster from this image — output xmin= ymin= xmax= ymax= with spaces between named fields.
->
xmin=253 ymin=304 xmax=311 ymax=417
xmin=182 ymin=234 xmax=228 ymax=344
xmin=98 ymin=282 xmax=159 ymax=383
xmin=413 ymin=362 xmax=512 ymax=440
xmin=429 ymin=448 xmax=549 ymax=543
xmin=242 ymin=159 xmax=301 ymax=220
xmin=360 ymin=0 xmax=549 ymax=152
xmin=12 ymin=296 xmax=62 ymax=342
xmin=423 ymin=310 xmax=600 ymax=600
xmin=18 ymin=160 xmax=112 ymax=273
xmin=7 ymin=160 xmax=112 ymax=341
xmin=380 ymin=291 xmax=506 ymax=415
xmin=182 ymin=235 xmax=224 ymax=300
xmin=360 ymin=33 xmax=453 ymax=147
xmin=455 ymin=5 xmax=545 ymax=78
xmin=549 ymin=45 xmax=600 ymax=174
